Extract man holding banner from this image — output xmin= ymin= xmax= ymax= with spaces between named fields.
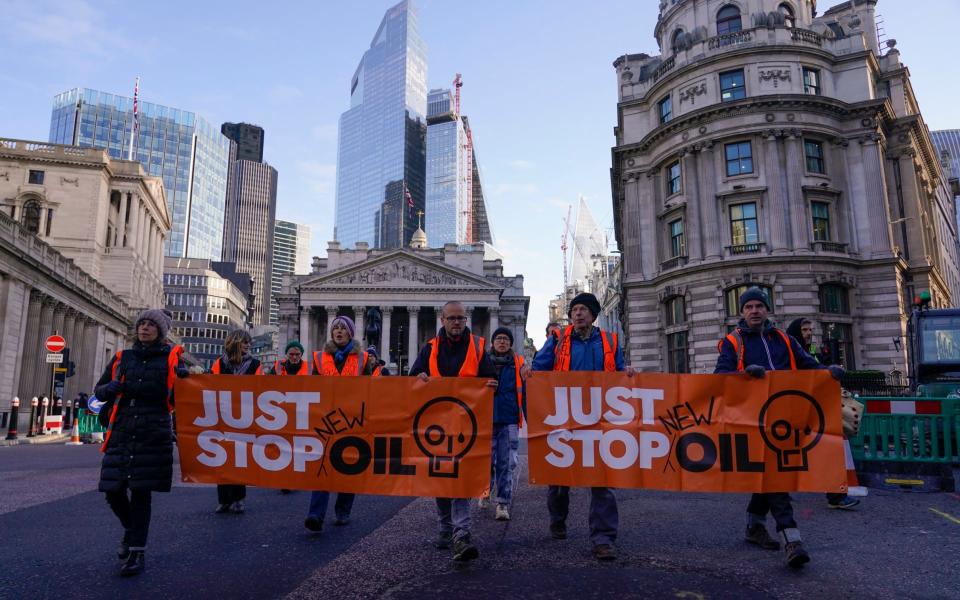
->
xmin=410 ymin=300 xmax=497 ymax=562
xmin=715 ymin=287 xmax=843 ymax=569
xmin=530 ymin=292 xmax=634 ymax=562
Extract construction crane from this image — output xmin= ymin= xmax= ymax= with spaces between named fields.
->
xmin=561 ymin=204 xmax=572 ymax=295
xmin=453 ymin=73 xmax=463 ymax=116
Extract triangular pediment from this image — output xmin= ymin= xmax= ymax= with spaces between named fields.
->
xmin=300 ymin=250 xmax=502 ymax=291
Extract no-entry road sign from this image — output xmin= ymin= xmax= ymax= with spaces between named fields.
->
xmin=45 ymin=335 xmax=66 ymax=353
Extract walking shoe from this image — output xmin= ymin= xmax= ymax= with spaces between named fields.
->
xmin=119 ymin=551 xmax=145 ymax=577
xmin=785 ymin=541 xmax=811 ymax=568
xmin=477 ymin=494 xmax=490 ymax=509
xmin=592 ymin=544 xmax=618 ymax=561
xmin=549 ymin=521 xmax=567 ymax=540
xmin=745 ymin=524 xmax=781 ymax=550
xmin=433 ymin=531 xmax=453 ymax=550
xmin=304 ymin=516 xmax=323 ymax=532
xmin=117 ymin=543 xmax=130 ymax=561
xmin=451 ymin=537 xmax=479 ymax=562
xmin=495 ymin=504 xmax=510 ymax=521
xmin=214 ymin=503 xmax=231 ymax=514
xmin=828 ymin=496 xmax=860 ymax=510
xmin=230 ymin=501 xmax=245 ymax=514
xmin=334 ymin=515 xmax=350 ymax=526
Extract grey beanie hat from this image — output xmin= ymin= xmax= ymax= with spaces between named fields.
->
xmin=136 ymin=308 xmax=172 ymax=340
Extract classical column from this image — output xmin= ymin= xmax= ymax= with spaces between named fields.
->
xmin=119 ymin=193 xmax=130 ymax=246
xmin=698 ymin=142 xmax=721 ymax=259
xmin=641 ymin=170 xmax=661 ymax=275
xmin=17 ymin=291 xmax=43 ymax=404
xmin=764 ymin=131 xmax=791 ymax=253
xmin=80 ymin=318 xmax=98 ymax=396
xmin=29 ymin=299 xmax=58 ymax=401
xmin=489 ymin=307 xmax=499 ymax=332
xmin=407 ymin=306 xmax=420 ymax=365
xmin=784 ymin=132 xmax=811 ymax=252
xmin=299 ymin=308 xmax=312 ymax=356
xmin=381 ymin=307 xmax=393 ymax=366
xmin=59 ymin=310 xmax=77 ymax=400
xmin=325 ymin=305 xmax=338 ymax=341
xmin=622 ymin=175 xmax=643 ymax=274
xmin=681 ymin=147 xmax=702 ymax=262
xmin=354 ymin=306 xmax=366 ymax=346
xmin=465 ymin=306 xmax=474 ymax=332
xmin=435 ymin=305 xmax=444 ymax=334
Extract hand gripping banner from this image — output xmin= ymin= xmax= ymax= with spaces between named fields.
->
xmin=175 ymin=376 xmax=492 ymax=497
xmin=527 ymin=371 xmax=847 ymax=493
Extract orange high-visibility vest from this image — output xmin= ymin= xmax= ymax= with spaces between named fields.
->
xmin=553 ymin=325 xmax=618 ymax=372
xmin=273 ymin=359 xmax=310 ymax=375
xmin=210 ymin=358 xmax=264 ymax=375
xmin=514 ymin=354 xmax=525 ymax=426
xmin=312 ymin=350 xmax=375 ymax=376
xmin=427 ymin=335 xmax=485 ymax=377
xmin=717 ymin=328 xmax=797 ymax=372
xmin=101 ymin=344 xmax=183 ymax=453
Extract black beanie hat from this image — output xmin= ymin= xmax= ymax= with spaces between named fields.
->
xmin=492 ymin=327 xmax=514 ymax=345
xmin=739 ymin=287 xmax=771 ymax=311
xmin=568 ymin=292 xmax=601 ymax=319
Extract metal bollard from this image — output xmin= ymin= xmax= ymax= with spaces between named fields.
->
xmin=38 ymin=397 xmax=49 ymax=435
xmin=26 ymin=397 xmax=38 ymax=437
xmin=5 ymin=397 xmax=19 ymax=440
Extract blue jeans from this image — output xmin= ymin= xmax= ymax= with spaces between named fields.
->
xmin=307 ymin=491 xmax=355 ymax=523
xmin=435 ymin=498 xmax=471 ymax=541
xmin=547 ymin=486 xmax=618 ymax=546
xmin=490 ymin=423 xmax=517 ymax=505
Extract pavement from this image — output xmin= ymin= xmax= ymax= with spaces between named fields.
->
xmin=0 ymin=432 xmax=69 ymax=446
xmin=1 ymin=443 xmax=958 ymax=599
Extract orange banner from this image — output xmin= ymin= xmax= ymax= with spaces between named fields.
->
xmin=174 ymin=375 xmax=492 ymax=497
xmin=527 ymin=371 xmax=846 ymax=493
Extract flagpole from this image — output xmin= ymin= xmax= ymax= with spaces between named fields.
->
xmin=127 ymin=76 xmax=140 ymax=161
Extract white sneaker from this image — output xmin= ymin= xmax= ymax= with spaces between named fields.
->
xmin=495 ymin=504 xmax=510 ymax=521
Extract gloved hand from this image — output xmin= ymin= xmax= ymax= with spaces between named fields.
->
xmin=828 ymin=365 xmax=845 ymax=381
xmin=103 ymin=380 xmax=124 ymax=396
xmin=744 ymin=364 xmax=766 ymax=378
xmin=175 ymin=366 xmax=190 ymax=379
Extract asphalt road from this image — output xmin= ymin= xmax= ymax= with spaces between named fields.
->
xmin=2 ymin=444 xmax=959 ymax=599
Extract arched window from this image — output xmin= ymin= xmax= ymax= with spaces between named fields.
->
xmin=725 ymin=284 xmax=774 ymax=317
xmin=671 ymin=29 xmax=686 ymax=52
xmin=22 ymin=200 xmax=41 ymax=234
xmin=778 ymin=3 xmax=796 ymax=28
xmin=717 ymin=4 xmax=743 ymax=35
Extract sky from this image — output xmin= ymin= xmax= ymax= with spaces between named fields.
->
xmin=2 ymin=0 xmax=959 ymax=341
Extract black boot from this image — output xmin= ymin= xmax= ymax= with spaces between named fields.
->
xmin=120 ymin=551 xmax=145 ymax=577
xmin=117 ymin=543 xmax=130 ymax=560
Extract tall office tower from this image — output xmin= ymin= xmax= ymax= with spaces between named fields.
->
xmin=425 ymin=88 xmax=468 ymax=246
xmin=49 ymin=88 xmax=230 ymax=259
xmin=221 ymin=122 xmax=265 ymax=163
xmin=932 ymin=130 xmax=960 ymax=180
xmin=221 ymin=123 xmax=278 ymax=326
xmin=334 ymin=0 xmax=428 ymax=249
xmin=461 ymin=115 xmax=493 ymax=245
xmin=271 ymin=220 xmax=312 ymax=324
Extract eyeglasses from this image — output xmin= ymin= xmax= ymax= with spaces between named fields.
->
xmin=445 ymin=316 xmax=467 ymax=322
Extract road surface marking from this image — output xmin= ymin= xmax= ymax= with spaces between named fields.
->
xmin=929 ymin=508 xmax=960 ymax=525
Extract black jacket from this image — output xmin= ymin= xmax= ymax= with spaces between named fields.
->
xmin=409 ymin=327 xmax=496 ymax=377
xmin=94 ymin=341 xmax=182 ymax=493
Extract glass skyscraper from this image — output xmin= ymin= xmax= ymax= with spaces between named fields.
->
xmin=334 ymin=0 xmax=427 ymax=249
xmin=932 ymin=130 xmax=960 ymax=181
xmin=425 ymin=88 xmax=468 ymax=246
xmin=271 ymin=220 xmax=312 ymax=324
xmin=49 ymin=88 xmax=230 ymax=259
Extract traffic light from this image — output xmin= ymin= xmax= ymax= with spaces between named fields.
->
xmin=66 ymin=361 xmax=75 ymax=378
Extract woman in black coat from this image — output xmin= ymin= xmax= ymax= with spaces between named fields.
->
xmin=210 ymin=328 xmax=263 ymax=514
xmin=94 ymin=309 xmax=185 ymax=577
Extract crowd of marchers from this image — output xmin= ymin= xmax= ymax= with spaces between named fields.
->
xmin=92 ymin=287 xmax=856 ymax=577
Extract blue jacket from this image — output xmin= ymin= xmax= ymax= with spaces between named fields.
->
xmin=714 ymin=319 xmax=823 ymax=374
xmin=491 ymin=351 xmax=527 ymax=424
xmin=532 ymin=326 xmax=625 ymax=372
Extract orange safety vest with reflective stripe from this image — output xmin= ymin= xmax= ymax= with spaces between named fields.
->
xmin=553 ymin=325 xmax=618 ymax=372
xmin=273 ymin=359 xmax=310 ymax=376
xmin=514 ymin=354 xmax=525 ymax=427
xmin=210 ymin=358 xmax=264 ymax=375
xmin=717 ymin=328 xmax=797 ymax=372
xmin=312 ymin=350 xmax=377 ymax=377
xmin=101 ymin=344 xmax=183 ymax=452
xmin=427 ymin=335 xmax=485 ymax=377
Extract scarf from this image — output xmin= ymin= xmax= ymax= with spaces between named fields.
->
xmin=222 ymin=352 xmax=254 ymax=375
xmin=490 ymin=350 xmax=514 ymax=377
xmin=334 ymin=340 xmax=355 ymax=365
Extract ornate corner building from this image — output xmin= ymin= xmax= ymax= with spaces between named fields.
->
xmin=611 ymin=0 xmax=960 ymax=374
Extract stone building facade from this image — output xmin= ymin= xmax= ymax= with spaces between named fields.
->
xmin=276 ymin=241 xmax=529 ymax=374
xmin=0 ymin=138 xmax=170 ymax=430
xmin=611 ymin=0 xmax=960 ymax=374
